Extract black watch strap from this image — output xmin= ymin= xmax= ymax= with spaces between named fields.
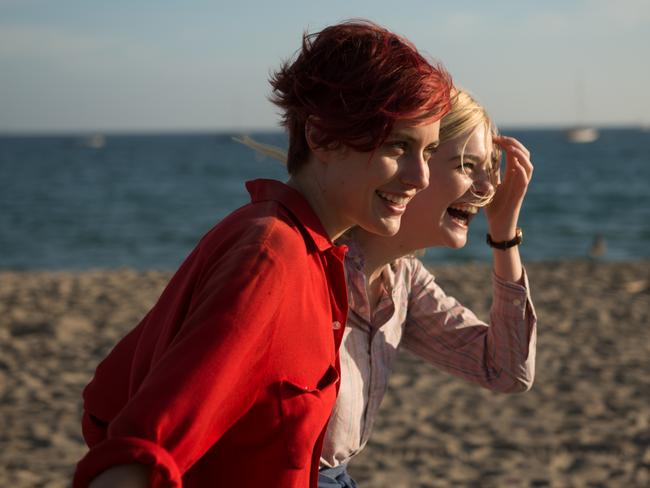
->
xmin=486 ymin=228 xmax=523 ymax=250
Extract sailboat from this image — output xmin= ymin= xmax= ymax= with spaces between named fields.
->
xmin=565 ymin=78 xmax=599 ymax=143
xmin=566 ymin=126 xmax=599 ymax=143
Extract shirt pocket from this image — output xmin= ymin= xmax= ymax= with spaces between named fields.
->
xmin=278 ymin=364 xmax=339 ymax=469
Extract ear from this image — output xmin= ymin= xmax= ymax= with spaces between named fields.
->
xmin=305 ymin=117 xmax=325 ymax=153
xmin=305 ymin=117 xmax=343 ymax=164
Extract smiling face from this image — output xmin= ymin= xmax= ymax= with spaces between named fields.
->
xmin=395 ymin=123 xmax=496 ymax=250
xmin=317 ymin=118 xmax=441 ymax=238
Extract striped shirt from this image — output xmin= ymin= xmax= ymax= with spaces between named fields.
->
xmin=320 ymin=239 xmax=537 ymax=468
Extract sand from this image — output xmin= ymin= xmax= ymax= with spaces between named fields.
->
xmin=1 ymin=261 xmax=649 ymax=487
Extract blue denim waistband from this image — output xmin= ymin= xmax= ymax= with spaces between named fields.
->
xmin=318 ymin=464 xmax=358 ymax=488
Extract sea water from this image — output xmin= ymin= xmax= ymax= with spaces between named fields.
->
xmin=1 ymin=129 xmax=649 ymax=270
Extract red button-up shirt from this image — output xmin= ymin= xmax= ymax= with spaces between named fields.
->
xmin=74 ymin=179 xmax=348 ymax=488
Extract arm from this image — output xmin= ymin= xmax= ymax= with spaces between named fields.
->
xmin=74 ymin=243 xmax=286 ymax=487
xmin=88 ymin=464 xmax=149 ymax=488
xmin=401 ymin=257 xmax=536 ymax=393
xmin=402 ymin=136 xmax=536 ymax=392
xmin=486 ymin=136 xmax=533 ymax=283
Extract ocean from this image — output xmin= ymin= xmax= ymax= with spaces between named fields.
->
xmin=1 ymin=129 xmax=649 ymax=270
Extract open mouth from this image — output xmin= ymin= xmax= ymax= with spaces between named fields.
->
xmin=446 ymin=203 xmax=478 ymax=227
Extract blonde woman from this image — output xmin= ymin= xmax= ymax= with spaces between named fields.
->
xmin=239 ymin=89 xmax=537 ymax=488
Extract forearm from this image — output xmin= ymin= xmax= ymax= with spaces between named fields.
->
xmin=487 ymin=268 xmax=537 ymax=392
xmin=88 ymin=464 xmax=149 ymax=488
xmin=403 ymin=258 xmax=535 ymax=393
xmin=486 ymin=134 xmax=533 ymax=284
xmin=491 ymin=244 xmax=523 ymax=283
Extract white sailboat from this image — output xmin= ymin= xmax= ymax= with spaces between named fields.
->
xmin=565 ymin=78 xmax=599 ymax=143
xmin=566 ymin=127 xmax=599 ymax=143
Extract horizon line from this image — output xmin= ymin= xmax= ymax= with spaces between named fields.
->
xmin=2 ymin=122 xmax=649 ymax=138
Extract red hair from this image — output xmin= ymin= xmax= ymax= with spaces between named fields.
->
xmin=270 ymin=20 xmax=453 ymax=174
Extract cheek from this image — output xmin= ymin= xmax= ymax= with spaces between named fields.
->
xmin=425 ymin=179 xmax=459 ymax=210
xmin=408 ymin=195 xmax=430 ymax=219
xmin=371 ymin=156 xmax=399 ymax=180
xmin=447 ymin=173 xmax=473 ymax=197
xmin=403 ymin=189 xmax=446 ymax=228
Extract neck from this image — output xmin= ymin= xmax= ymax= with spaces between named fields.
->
xmin=350 ymin=228 xmax=416 ymax=282
xmin=286 ymin=171 xmax=348 ymax=241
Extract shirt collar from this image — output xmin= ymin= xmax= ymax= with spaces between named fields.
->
xmin=338 ymin=234 xmax=365 ymax=271
xmin=246 ymin=179 xmax=345 ymax=256
xmin=338 ymin=233 xmax=401 ymax=304
xmin=337 ymin=234 xmax=367 ymax=318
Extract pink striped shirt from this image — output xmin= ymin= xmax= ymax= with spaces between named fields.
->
xmin=320 ymin=239 xmax=537 ymax=468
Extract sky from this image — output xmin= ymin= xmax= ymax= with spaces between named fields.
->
xmin=1 ymin=0 xmax=649 ymax=133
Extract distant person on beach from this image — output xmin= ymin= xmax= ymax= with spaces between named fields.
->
xmin=73 ymin=21 xmax=452 ymax=488
xmin=239 ymin=89 xmax=537 ymax=488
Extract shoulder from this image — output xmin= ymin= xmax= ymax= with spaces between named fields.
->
xmin=201 ymin=200 xmax=310 ymax=260
xmin=394 ymin=256 xmax=442 ymax=301
xmin=393 ymin=255 xmax=433 ymax=285
xmin=185 ymin=203 xmax=308 ymax=300
xmin=183 ymin=201 xmax=321 ymax=296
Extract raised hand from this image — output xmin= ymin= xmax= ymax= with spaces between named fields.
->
xmin=485 ymin=136 xmax=534 ymax=241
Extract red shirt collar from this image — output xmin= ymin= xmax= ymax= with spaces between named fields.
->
xmin=246 ymin=179 xmax=346 ymax=258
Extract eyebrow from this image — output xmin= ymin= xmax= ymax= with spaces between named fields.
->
xmin=391 ymin=132 xmax=439 ymax=148
xmin=449 ymin=154 xmax=488 ymax=164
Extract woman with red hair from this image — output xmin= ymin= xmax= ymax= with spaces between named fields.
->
xmin=73 ymin=20 xmax=452 ymax=488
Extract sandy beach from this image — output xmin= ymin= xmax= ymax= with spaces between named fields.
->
xmin=1 ymin=261 xmax=649 ymax=487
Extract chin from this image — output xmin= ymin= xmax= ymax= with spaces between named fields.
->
xmin=445 ymin=241 xmax=466 ymax=249
xmin=428 ymin=224 xmax=467 ymax=249
xmin=364 ymin=219 xmax=402 ymax=237
xmin=442 ymin=233 xmax=467 ymax=249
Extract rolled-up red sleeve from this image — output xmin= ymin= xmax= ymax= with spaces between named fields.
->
xmin=74 ymin=437 xmax=182 ymax=487
xmin=74 ymin=242 xmax=287 ymax=487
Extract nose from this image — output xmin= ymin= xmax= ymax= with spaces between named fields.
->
xmin=399 ymin=152 xmax=429 ymax=191
xmin=471 ymin=169 xmax=494 ymax=196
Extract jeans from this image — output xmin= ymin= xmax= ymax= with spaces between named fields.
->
xmin=318 ymin=464 xmax=358 ymax=488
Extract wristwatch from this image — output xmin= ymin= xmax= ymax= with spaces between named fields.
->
xmin=486 ymin=227 xmax=523 ymax=250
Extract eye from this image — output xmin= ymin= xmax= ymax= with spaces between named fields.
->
xmin=384 ymin=140 xmax=408 ymax=156
xmin=457 ymin=161 xmax=475 ymax=172
xmin=423 ymin=144 xmax=438 ymax=160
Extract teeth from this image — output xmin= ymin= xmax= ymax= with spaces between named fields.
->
xmin=449 ymin=203 xmax=478 ymax=214
xmin=376 ymin=191 xmax=411 ymax=206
